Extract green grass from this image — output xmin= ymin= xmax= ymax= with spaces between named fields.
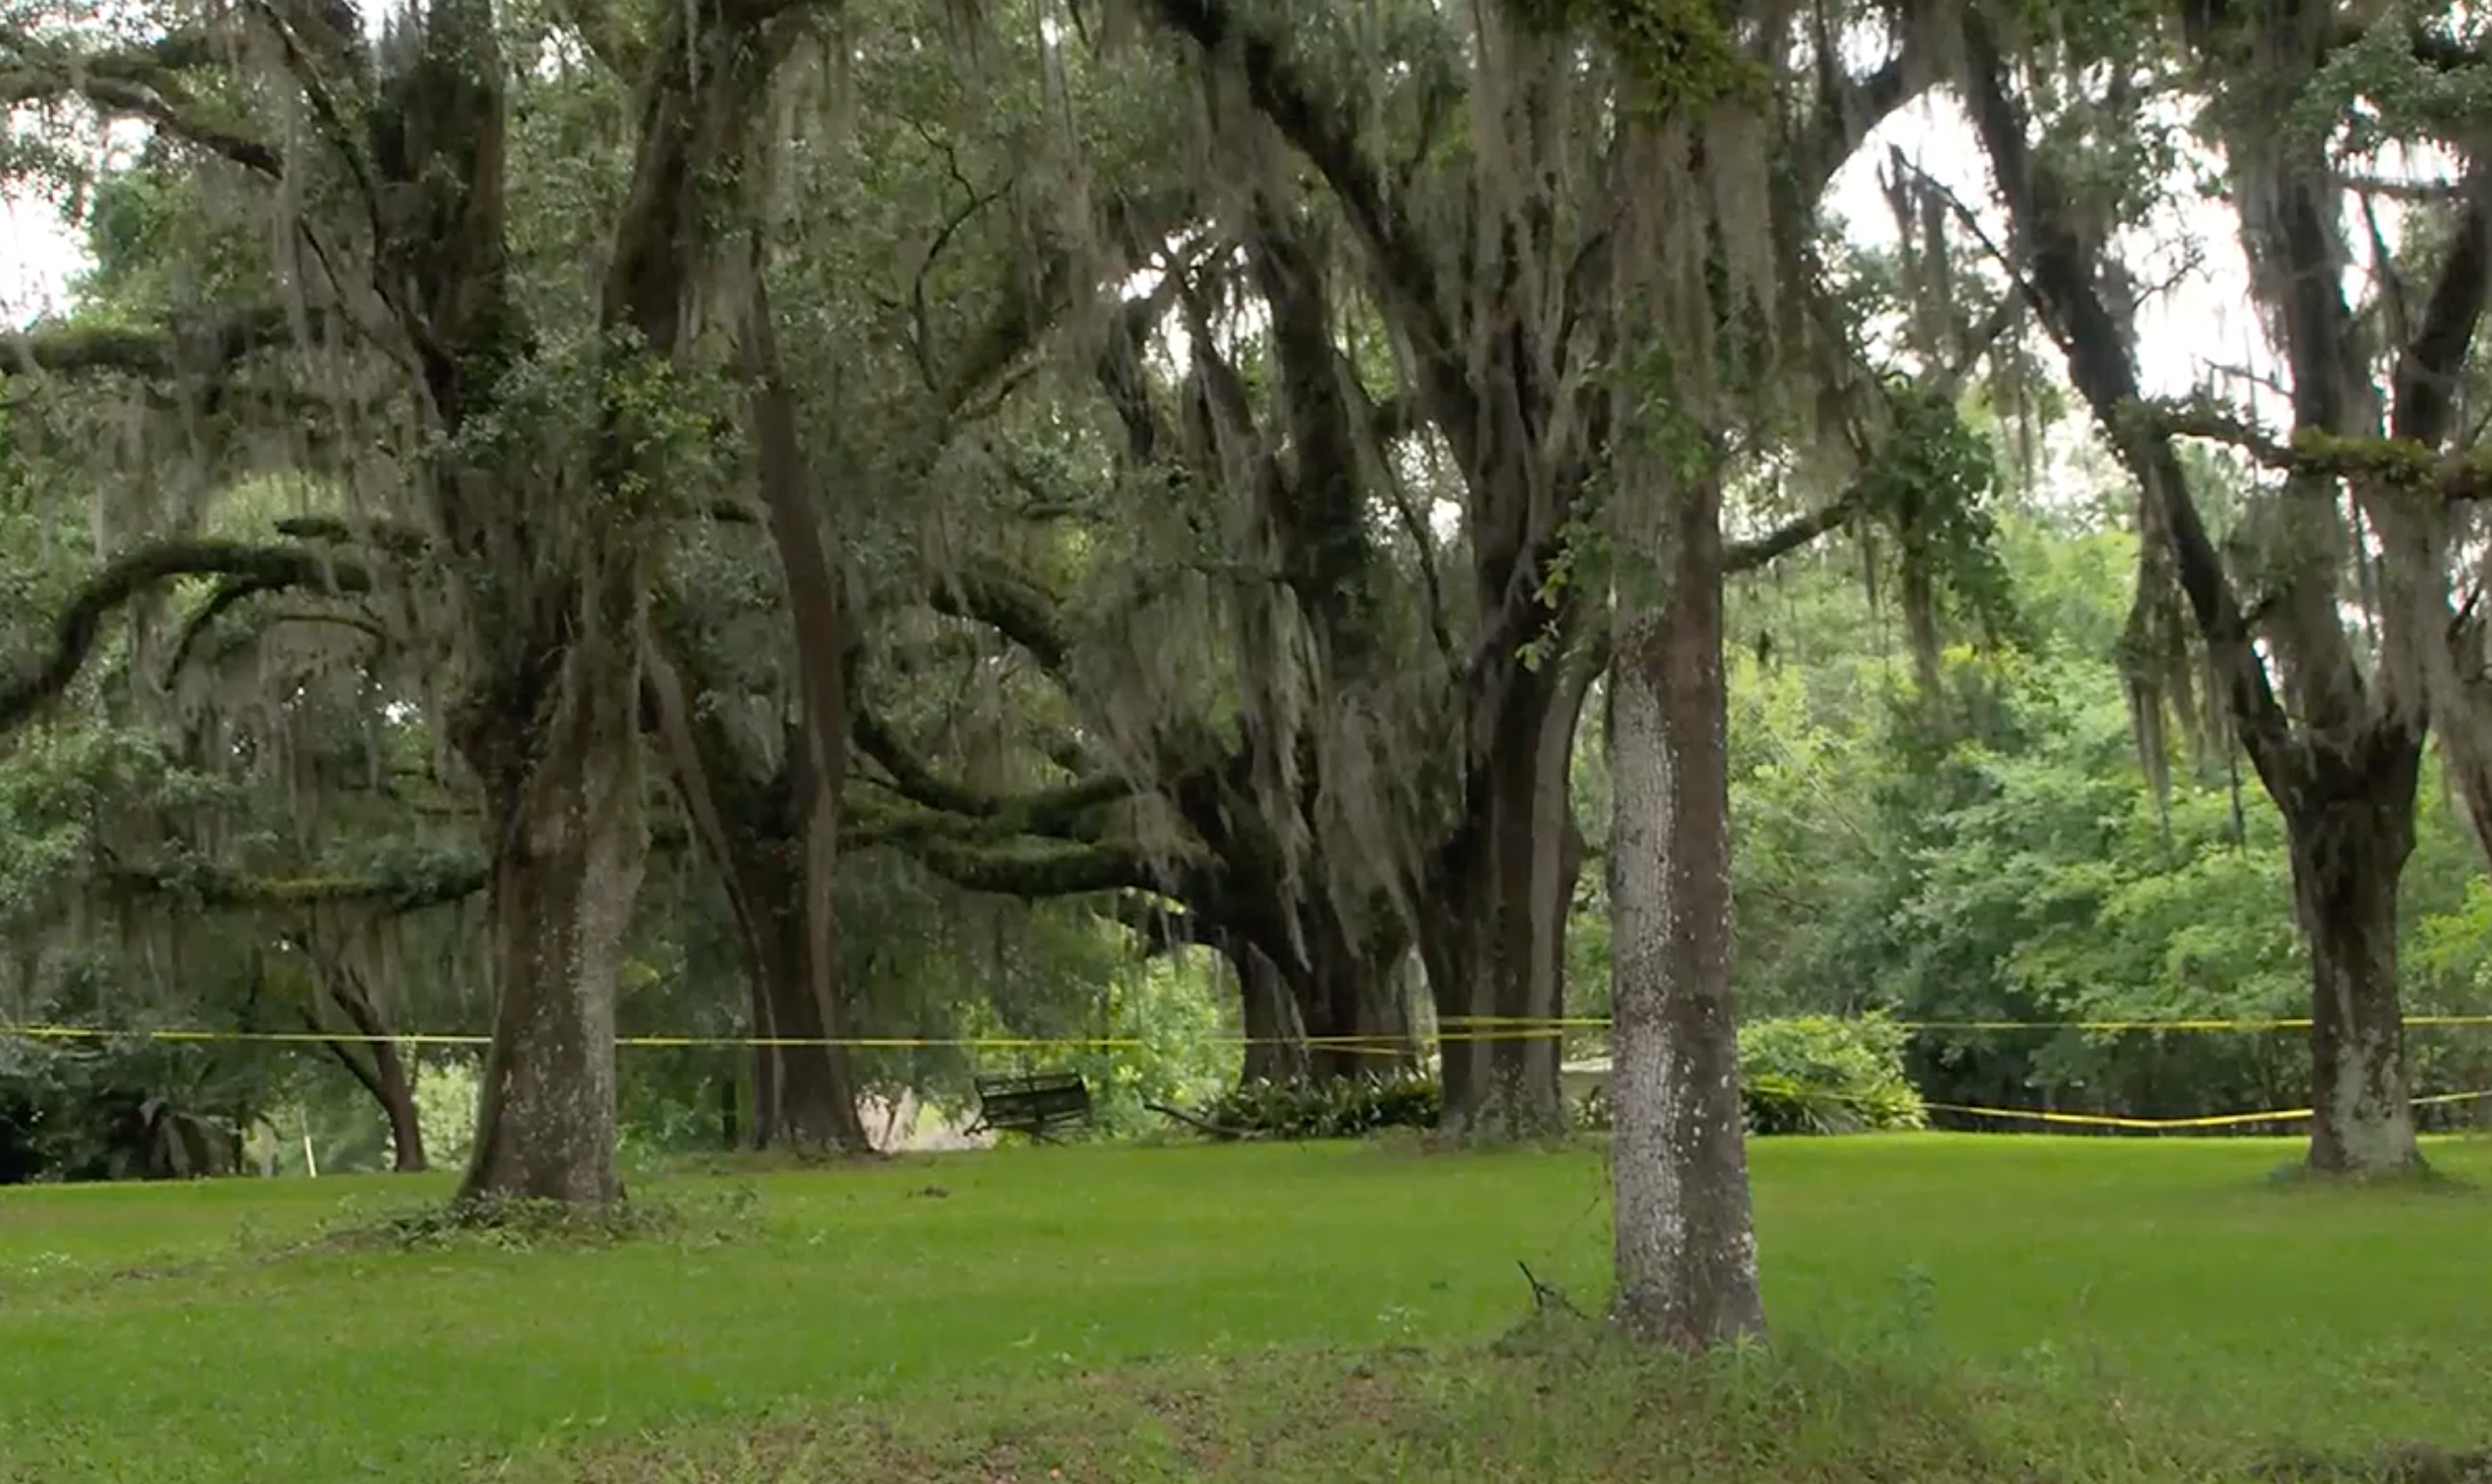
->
xmin=2 ymin=1134 xmax=2488 ymax=1482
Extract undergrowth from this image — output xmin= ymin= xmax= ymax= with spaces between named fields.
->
xmin=539 ymin=1319 xmax=2243 ymax=1483
xmin=319 ymin=1183 xmax=764 ymax=1253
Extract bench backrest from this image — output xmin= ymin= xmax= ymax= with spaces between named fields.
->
xmin=975 ymin=1073 xmax=1091 ymax=1126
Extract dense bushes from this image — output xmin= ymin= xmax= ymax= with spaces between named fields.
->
xmin=1190 ymin=1071 xmax=1442 ymax=1139
xmin=1578 ymin=1014 xmax=1927 ymax=1137
xmin=1737 ymin=1014 xmax=1927 ymax=1134
xmin=1178 ymin=1014 xmax=1924 ymax=1143
xmin=0 ymin=1041 xmax=245 ymax=1182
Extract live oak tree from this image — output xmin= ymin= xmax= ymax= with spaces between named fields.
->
xmin=5 ymin=0 xmax=834 ymax=1205
xmin=1960 ymin=0 xmax=2491 ymax=1174
xmin=1118 ymin=0 xmax=1955 ymax=1137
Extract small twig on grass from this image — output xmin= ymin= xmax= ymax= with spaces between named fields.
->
xmin=1517 ymin=1261 xmax=1585 ymax=1319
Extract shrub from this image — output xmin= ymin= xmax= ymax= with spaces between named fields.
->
xmin=1197 ymin=1072 xmax=1442 ymax=1140
xmin=1575 ymin=1014 xmax=1926 ymax=1136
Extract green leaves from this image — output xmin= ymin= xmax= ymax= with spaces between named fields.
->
xmin=1736 ymin=1014 xmax=1927 ymax=1135
xmin=1574 ymin=1014 xmax=1926 ymax=1136
xmin=1195 ymin=1070 xmax=1441 ymax=1140
xmin=1858 ymin=384 xmax=2021 ymax=648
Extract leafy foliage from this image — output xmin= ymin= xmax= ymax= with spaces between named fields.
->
xmin=1575 ymin=1014 xmax=1927 ymax=1137
xmin=1737 ymin=1015 xmax=1928 ymax=1135
xmin=1195 ymin=1071 xmax=1443 ymax=1140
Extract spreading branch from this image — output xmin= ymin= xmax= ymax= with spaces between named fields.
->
xmin=889 ymin=835 xmax=1172 ymax=900
xmin=2137 ymin=401 xmax=2492 ymax=504
xmin=850 ymin=700 xmax=1132 ymax=839
xmin=0 ymin=541 xmax=369 ymax=735
xmin=165 ymin=552 xmax=377 ymax=677
xmin=1725 ymin=483 xmax=1871 ymax=573
xmin=1 ymin=307 xmax=300 ymax=380
xmin=102 ymin=857 xmax=489 ymax=912
xmin=2389 ymin=171 xmax=2491 ymax=449
xmin=0 ymin=39 xmax=284 ymax=178
xmin=926 ymin=560 xmax=1076 ymax=673
xmin=1957 ymin=9 xmax=2300 ymax=791
xmin=1722 ymin=297 xmax=2015 ymax=575
xmin=1138 ymin=0 xmax=1479 ymax=463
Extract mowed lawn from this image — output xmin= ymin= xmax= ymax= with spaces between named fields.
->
xmin=3 ymin=1135 xmax=2489 ymax=1482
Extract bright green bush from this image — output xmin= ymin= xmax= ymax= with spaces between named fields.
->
xmin=1577 ymin=1014 xmax=1927 ymax=1136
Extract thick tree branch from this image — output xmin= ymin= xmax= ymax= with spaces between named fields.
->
xmin=304 ymin=1007 xmax=391 ymax=1103
xmin=1725 ymin=481 xmax=1870 ymax=572
xmin=850 ymin=700 xmax=1132 ymax=838
xmin=2140 ymin=401 xmax=2492 ymax=504
xmin=1 ymin=308 xmax=298 ymax=380
xmin=0 ymin=56 xmax=283 ymax=177
xmin=103 ymin=856 xmax=489 ymax=912
xmin=1793 ymin=0 xmax=1944 ymax=202
xmin=2390 ymin=172 xmax=2491 ymax=448
xmin=1957 ymin=9 xmax=2300 ymax=791
xmin=927 ymin=560 xmax=1076 ymax=673
xmin=0 ymin=541 xmax=366 ymax=736
xmin=892 ymin=836 xmax=1172 ymax=900
xmin=1138 ymin=0 xmax=1479 ymax=464
xmin=165 ymin=552 xmax=376 ymax=677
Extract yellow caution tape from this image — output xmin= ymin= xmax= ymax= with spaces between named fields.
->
xmin=8 ymin=1015 xmax=2492 ymax=1052
xmin=1923 ymin=1089 xmax=2492 ymax=1130
xmin=1441 ymin=1013 xmax=2492 ymax=1033
xmin=8 ymin=1024 xmax=2482 ymax=1133
xmin=0 ymin=1025 xmax=1458 ymax=1051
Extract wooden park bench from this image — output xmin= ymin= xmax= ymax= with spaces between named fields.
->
xmin=968 ymin=1071 xmax=1093 ymax=1141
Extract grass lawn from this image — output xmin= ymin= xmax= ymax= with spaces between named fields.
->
xmin=2 ymin=1134 xmax=2488 ymax=1482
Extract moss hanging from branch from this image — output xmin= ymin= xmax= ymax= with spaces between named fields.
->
xmin=0 ymin=539 xmax=368 ymax=736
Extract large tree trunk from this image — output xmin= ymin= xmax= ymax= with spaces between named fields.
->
xmin=644 ymin=653 xmax=869 ymax=1152
xmin=735 ymin=248 xmax=870 ymax=1152
xmin=1606 ymin=458 xmax=1766 ymax=1347
xmin=1304 ymin=933 xmax=1416 ymax=1083
xmin=1954 ymin=5 xmax=2456 ymax=1185
xmin=458 ymin=600 xmax=644 ymax=1207
xmin=1428 ymin=654 xmax=1578 ymax=1138
xmin=736 ymin=841 xmax=869 ymax=1149
xmin=1254 ymin=891 xmax=1414 ymax=1083
xmin=2290 ymin=741 xmax=2424 ymax=1175
xmin=1237 ymin=941 xmax=1312 ymax=1085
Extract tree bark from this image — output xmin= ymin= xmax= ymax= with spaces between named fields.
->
xmin=2291 ymin=740 xmax=2424 ymax=1174
xmin=1427 ymin=653 xmax=1577 ymax=1138
xmin=1606 ymin=459 xmax=1767 ymax=1347
xmin=458 ymin=595 xmax=644 ymax=1207
xmin=303 ymin=954 xmax=428 ymax=1174
xmin=1237 ymin=941 xmax=1312 ymax=1085
xmin=737 ymin=841 xmax=869 ymax=1149
xmin=734 ymin=246 xmax=870 ymax=1151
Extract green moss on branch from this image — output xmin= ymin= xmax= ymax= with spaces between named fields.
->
xmin=1 ymin=541 xmax=369 ymax=736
